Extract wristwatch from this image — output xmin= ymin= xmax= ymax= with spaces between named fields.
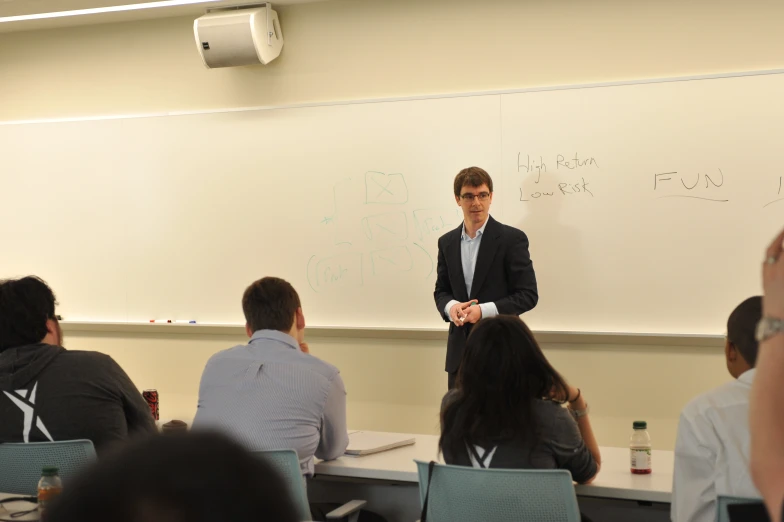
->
xmin=755 ymin=317 xmax=784 ymax=343
xmin=569 ymin=403 xmax=589 ymax=419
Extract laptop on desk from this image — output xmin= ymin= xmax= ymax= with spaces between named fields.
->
xmin=345 ymin=431 xmax=416 ymax=456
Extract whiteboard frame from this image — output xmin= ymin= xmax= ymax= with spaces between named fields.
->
xmin=61 ymin=321 xmax=724 ymax=346
xmin=2 ymin=67 xmax=784 ymax=126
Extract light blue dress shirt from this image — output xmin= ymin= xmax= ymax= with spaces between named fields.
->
xmin=444 ymin=218 xmax=499 ymax=319
xmin=192 ymin=330 xmax=348 ymax=477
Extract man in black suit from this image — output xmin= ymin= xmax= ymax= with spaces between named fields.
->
xmin=434 ymin=167 xmax=538 ymax=389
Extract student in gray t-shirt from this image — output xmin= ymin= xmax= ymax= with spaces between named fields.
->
xmin=439 ymin=315 xmax=601 ymax=484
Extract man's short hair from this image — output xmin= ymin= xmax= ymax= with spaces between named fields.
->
xmin=453 ymin=167 xmax=494 ymax=197
xmin=727 ymin=296 xmax=763 ymax=367
xmin=0 ymin=276 xmax=57 ymax=352
xmin=242 ymin=277 xmax=301 ymax=333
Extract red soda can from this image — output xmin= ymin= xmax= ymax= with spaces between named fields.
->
xmin=142 ymin=389 xmax=159 ymax=421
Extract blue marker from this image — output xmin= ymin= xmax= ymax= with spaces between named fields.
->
xmin=175 ymin=320 xmax=197 ymax=324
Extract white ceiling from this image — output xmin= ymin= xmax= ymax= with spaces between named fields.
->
xmin=0 ymin=0 xmax=329 ymax=33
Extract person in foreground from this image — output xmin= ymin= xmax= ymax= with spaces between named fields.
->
xmin=0 ymin=276 xmax=156 ymax=454
xmin=46 ymin=431 xmax=300 ymax=522
xmin=434 ymin=167 xmax=538 ymax=389
xmin=671 ymin=296 xmax=763 ymax=522
xmin=751 ymin=227 xmax=784 ymax=522
xmin=439 ymin=315 xmax=601 ymax=484
xmin=192 ymin=276 xmax=349 ymax=477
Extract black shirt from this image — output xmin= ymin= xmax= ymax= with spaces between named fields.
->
xmin=441 ymin=392 xmax=597 ymax=483
xmin=0 ymin=344 xmax=157 ymax=454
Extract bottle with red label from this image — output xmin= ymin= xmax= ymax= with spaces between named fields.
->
xmin=630 ymin=420 xmax=652 ymax=474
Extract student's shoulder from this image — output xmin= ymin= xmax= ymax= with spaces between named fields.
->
xmin=533 ymin=397 xmax=568 ymax=415
xmin=299 ymin=353 xmax=341 ymax=381
xmin=204 ymin=343 xmax=245 ymax=361
xmin=201 ymin=343 xmax=268 ymax=371
xmin=57 ymin=349 xmax=115 ymax=367
xmin=49 ymin=351 xmax=126 ymax=381
xmin=533 ymin=400 xmax=579 ymax=435
xmin=680 ymin=381 xmax=741 ymax=419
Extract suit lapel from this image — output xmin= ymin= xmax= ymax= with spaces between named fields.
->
xmin=470 ymin=216 xmax=501 ymax=300
xmin=446 ymin=224 xmax=469 ymax=301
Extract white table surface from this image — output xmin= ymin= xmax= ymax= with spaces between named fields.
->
xmin=0 ymin=493 xmax=39 ymax=521
xmin=315 ymin=432 xmax=673 ymax=504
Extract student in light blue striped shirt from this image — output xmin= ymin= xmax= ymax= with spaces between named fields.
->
xmin=193 ymin=277 xmax=349 ymax=477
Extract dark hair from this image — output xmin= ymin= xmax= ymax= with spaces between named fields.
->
xmin=0 ymin=276 xmax=58 ymax=352
xmin=242 ymin=277 xmax=301 ymax=333
xmin=727 ymin=296 xmax=763 ymax=367
xmin=47 ymin=432 xmax=300 ymax=522
xmin=439 ymin=316 xmax=568 ymax=458
xmin=453 ymin=167 xmax=494 ymax=197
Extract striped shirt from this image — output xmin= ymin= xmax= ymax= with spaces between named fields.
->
xmin=192 ymin=330 xmax=349 ymax=476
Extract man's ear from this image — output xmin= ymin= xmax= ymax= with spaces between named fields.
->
xmin=726 ymin=341 xmax=738 ymax=362
xmin=42 ymin=318 xmax=59 ymax=345
xmin=45 ymin=319 xmax=58 ymax=337
xmin=296 ymin=307 xmax=306 ymax=330
xmin=245 ymin=323 xmax=253 ymax=338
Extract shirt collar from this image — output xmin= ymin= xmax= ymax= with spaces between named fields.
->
xmin=249 ymin=329 xmax=300 ymax=350
xmin=461 ymin=217 xmax=490 ymax=241
xmin=738 ymin=368 xmax=756 ymax=385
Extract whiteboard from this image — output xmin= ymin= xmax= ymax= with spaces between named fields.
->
xmin=499 ymin=74 xmax=782 ymax=334
xmin=1 ymin=72 xmax=782 ymax=333
xmin=0 ymin=96 xmax=501 ymax=328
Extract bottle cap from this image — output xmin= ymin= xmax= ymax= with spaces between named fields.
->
xmin=41 ymin=466 xmax=59 ymax=476
xmin=633 ymin=420 xmax=647 ymax=429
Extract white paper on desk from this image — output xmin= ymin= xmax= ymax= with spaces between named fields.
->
xmin=345 ymin=431 xmax=415 ymax=456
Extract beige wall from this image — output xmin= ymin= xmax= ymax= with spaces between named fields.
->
xmin=3 ymin=0 xmax=780 ymax=450
xmin=65 ymin=328 xmax=728 ymax=452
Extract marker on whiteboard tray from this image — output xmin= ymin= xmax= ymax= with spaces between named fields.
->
xmin=175 ymin=320 xmax=197 ymax=324
xmin=150 ymin=319 xmax=172 ymax=323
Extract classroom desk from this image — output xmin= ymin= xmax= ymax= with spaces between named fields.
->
xmin=0 ymin=493 xmax=39 ymax=521
xmin=310 ymin=432 xmax=673 ymax=522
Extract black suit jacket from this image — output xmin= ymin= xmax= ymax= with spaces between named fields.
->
xmin=433 ymin=216 xmax=538 ymax=373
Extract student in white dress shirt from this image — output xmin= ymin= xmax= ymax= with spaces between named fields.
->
xmin=672 ymin=296 xmax=763 ymax=522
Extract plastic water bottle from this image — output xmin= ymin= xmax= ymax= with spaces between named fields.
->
xmin=630 ymin=420 xmax=652 ymax=474
xmin=37 ymin=466 xmax=63 ymax=520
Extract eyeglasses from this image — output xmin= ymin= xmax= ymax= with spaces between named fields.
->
xmin=460 ymin=192 xmax=491 ymax=202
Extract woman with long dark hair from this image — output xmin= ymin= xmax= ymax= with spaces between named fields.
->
xmin=439 ymin=315 xmax=601 ymax=483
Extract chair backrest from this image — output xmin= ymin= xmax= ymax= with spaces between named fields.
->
xmin=717 ymin=495 xmax=766 ymax=522
xmin=253 ymin=449 xmax=311 ymax=522
xmin=0 ymin=440 xmax=97 ymax=495
xmin=416 ymin=460 xmax=581 ymax=522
